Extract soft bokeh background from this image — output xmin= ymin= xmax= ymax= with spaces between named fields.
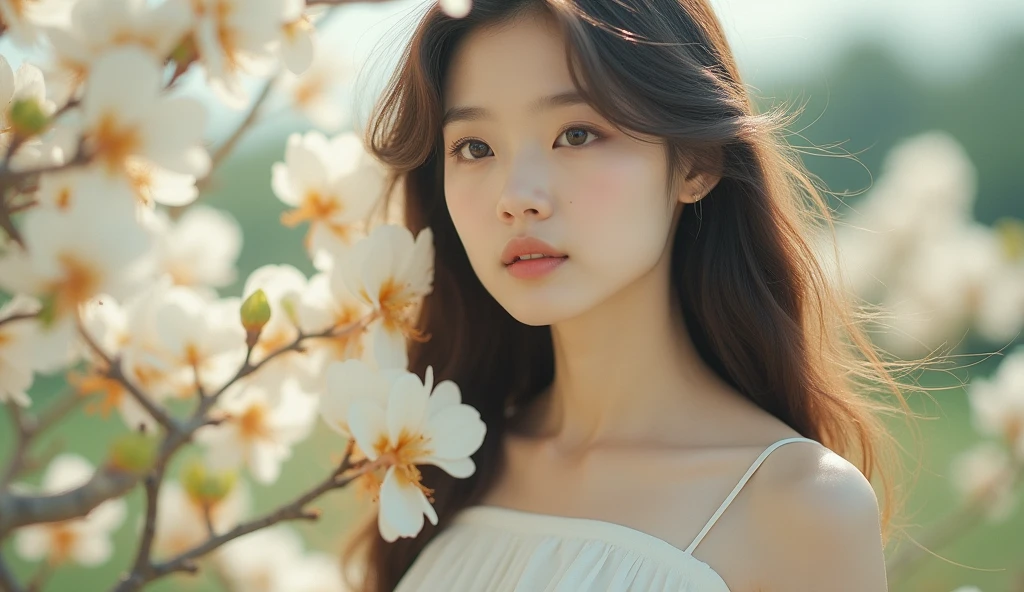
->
xmin=2 ymin=0 xmax=1023 ymax=590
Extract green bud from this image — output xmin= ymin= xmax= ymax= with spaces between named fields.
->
xmin=169 ymin=35 xmax=198 ymax=66
xmin=36 ymin=293 xmax=59 ymax=328
xmin=9 ymin=98 xmax=49 ymax=136
xmin=181 ymin=460 xmax=237 ymax=507
xmin=240 ymin=289 xmax=271 ymax=335
xmin=109 ymin=431 xmax=159 ymax=475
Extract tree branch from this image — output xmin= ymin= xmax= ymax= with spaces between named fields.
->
xmin=0 ymin=467 xmax=139 ymax=536
xmin=0 ymin=552 xmax=25 ymax=592
xmin=114 ymin=441 xmax=370 ymax=591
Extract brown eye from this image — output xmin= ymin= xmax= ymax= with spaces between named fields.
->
xmin=466 ymin=141 xmax=491 ymax=159
xmin=564 ymin=128 xmax=589 ymax=146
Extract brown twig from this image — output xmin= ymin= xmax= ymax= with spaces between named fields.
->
xmin=115 ymin=443 xmax=371 ymax=591
xmin=75 ymin=319 xmax=180 ymax=433
xmin=0 ymin=311 xmax=38 ymax=330
xmin=192 ymin=77 xmax=276 ymax=197
xmin=1 ymin=391 xmax=84 ymax=489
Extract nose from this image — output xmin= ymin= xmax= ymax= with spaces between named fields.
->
xmin=496 ymin=150 xmax=553 ymax=225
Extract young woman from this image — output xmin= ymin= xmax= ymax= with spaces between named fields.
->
xmin=343 ymin=1 xmax=911 ymax=590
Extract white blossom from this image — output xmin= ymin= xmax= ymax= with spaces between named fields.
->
xmin=146 ymin=206 xmax=243 ymax=288
xmin=190 ymin=0 xmax=288 ymax=108
xmin=195 ymin=383 xmax=318 ymax=484
xmin=278 ymin=0 xmax=315 ymax=75
xmin=0 ymin=55 xmax=58 ymax=170
xmin=0 ymin=0 xmax=72 ymax=46
xmin=950 ymin=442 xmax=1018 ymax=522
xmin=278 ymin=45 xmax=351 ymax=132
xmin=42 ymin=0 xmax=193 ymax=105
xmin=347 ymin=366 xmax=485 ymax=541
xmin=13 ymin=454 xmax=127 ymax=566
xmin=440 ymin=0 xmax=472 ymax=18
xmin=152 ymin=287 xmax=247 ymax=394
xmin=272 ymin=131 xmax=384 ymax=268
xmin=216 ymin=526 xmax=343 ymax=592
xmin=334 ymin=224 xmax=434 ymax=370
xmin=0 ymin=295 xmax=41 ymax=406
xmin=294 ymin=272 xmax=371 ymax=389
xmin=79 ymin=47 xmax=209 ymax=199
xmin=968 ymin=347 xmax=1024 ymax=459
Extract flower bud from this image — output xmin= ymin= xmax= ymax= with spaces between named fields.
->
xmin=9 ymin=98 xmax=49 ymax=137
xmin=995 ymin=218 xmax=1024 ymax=261
xmin=108 ymin=431 xmax=159 ymax=475
xmin=240 ymin=289 xmax=271 ymax=346
xmin=181 ymin=460 xmax=237 ymax=507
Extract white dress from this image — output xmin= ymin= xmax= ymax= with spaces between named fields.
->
xmin=394 ymin=436 xmax=819 ymax=591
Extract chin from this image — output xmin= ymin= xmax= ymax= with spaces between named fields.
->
xmin=493 ymin=292 xmax=592 ymax=327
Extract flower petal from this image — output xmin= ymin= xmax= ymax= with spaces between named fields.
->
xmin=347 ymin=398 xmax=387 ymax=460
xmin=378 ymin=466 xmax=425 ymax=540
xmin=423 ymin=404 xmax=486 ymax=460
xmin=386 ymin=372 xmax=429 ymax=443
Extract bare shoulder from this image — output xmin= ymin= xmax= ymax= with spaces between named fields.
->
xmin=745 ymin=440 xmax=888 ymax=592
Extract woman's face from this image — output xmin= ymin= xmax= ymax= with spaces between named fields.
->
xmin=441 ymin=11 xmax=687 ymax=326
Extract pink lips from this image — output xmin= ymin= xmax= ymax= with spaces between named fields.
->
xmin=505 ymin=256 xmax=568 ymax=279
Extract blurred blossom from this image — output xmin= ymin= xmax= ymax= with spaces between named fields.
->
xmin=190 ymin=0 xmax=289 ymax=109
xmin=151 ymin=479 xmax=250 ymax=560
xmin=0 ymin=0 xmax=73 ymax=46
xmin=272 ymin=131 xmax=383 ymax=269
xmin=968 ymin=347 xmax=1024 ymax=458
xmin=334 ymin=224 xmax=434 ymax=370
xmin=346 ymin=366 xmax=486 ymax=542
xmin=13 ymin=454 xmax=126 ymax=566
xmin=76 ymin=294 xmax=165 ymax=431
xmin=278 ymin=45 xmax=351 ymax=132
xmin=0 ymin=55 xmax=59 ymax=171
xmin=195 ymin=383 xmax=318 ymax=484
xmin=0 ymin=186 xmax=153 ymax=337
xmin=79 ymin=48 xmax=209 ymax=200
xmin=0 ymin=295 xmax=41 ymax=406
xmin=152 ymin=287 xmax=247 ymax=394
xmin=145 ymin=205 xmax=243 ymax=288
xmin=216 ymin=525 xmax=348 ymax=592
xmin=42 ymin=0 xmax=193 ymax=105
xmin=949 ymin=442 xmax=1018 ymax=522
xmin=278 ymin=0 xmax=315 ymax=75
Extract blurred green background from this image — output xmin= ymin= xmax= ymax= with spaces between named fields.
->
xmin=2 ymin=7 xmax=1024 ymax=592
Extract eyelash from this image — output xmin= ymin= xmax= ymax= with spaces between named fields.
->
xmin=445 ymin=125 xmax=603 ymax=162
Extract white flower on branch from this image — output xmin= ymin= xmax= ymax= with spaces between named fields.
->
xmin=196 ymin=383 xmax=318 ymax=484
xmin=152 ymin=287 xmax=248 ymax=394
xmin=151 ymin=479 xmax=250 ymax=560
xmin=43 ymin=0 xmax=193 ymax=105
xmin=278 ymin=0 xmax=315 ymax=75
xmin=968 ymin=347 xmax=1024 ymax=459
xmin=146 ymin=205 xmax=243 ymax=288
xmin=273 ymin=130 xmax=383 ymax=269
xmin=0 ymin=189 xmax=154 ymax=330
xmin=440 ymin=0 xmax=473 ymax=19
xmin=0 ymin=54 xmax=58 ymax=169
xmin=278 ymin=44 xmax=351 ymax=132
xmin=216 ymin=525 xmax=346 ymax=592
xmin=293 ymin=272 xmax=371 ymax=390
xmin=334 ymin=224 xmax=434 ymax=370
xmin=949 ymin=442 xmax=1018 ymax=522
xmin=347 ymin=366 xmax=486 ymax=542
xmin=0 ymin=295 xmax=41 ymax=407
xmin=13 ymin=454 xmax=127 ymax=567
xmin=75 ymin=294 xmax=170 ymax=431
xmin=320 ymin=358 xmax=393 ymax=440
xmin=0 ymin=0 xmax=72 ymax=46
xmin=190 ymin=0 xmax=289 ymax=109
xmin=80 ymin=47 xmax=210 ymax=193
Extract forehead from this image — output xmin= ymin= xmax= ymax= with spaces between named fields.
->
xmin=442 ymin=12 xmax=575 ymax=112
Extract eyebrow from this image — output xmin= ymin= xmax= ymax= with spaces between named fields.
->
xmin=441 ymin=90 xmax=587 ymax=128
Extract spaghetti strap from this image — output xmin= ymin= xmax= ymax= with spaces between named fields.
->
xmin=684 ymin=436 xmax=819 ymax=554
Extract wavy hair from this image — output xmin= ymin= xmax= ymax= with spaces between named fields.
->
xmin=342 ymin=1 xmax=920 ymax=589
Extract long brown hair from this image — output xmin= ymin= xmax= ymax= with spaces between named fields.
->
xmin=344 ymin=1 xmax=918 ymax=589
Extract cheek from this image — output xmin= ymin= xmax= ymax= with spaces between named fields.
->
xmin=444 ymin=172 xmax=495 ymax=260
xmin=564 ymin=150 xmax=672 ymax=262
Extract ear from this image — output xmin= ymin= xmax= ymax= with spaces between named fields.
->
xmin=674 ymin=148 xmax=723 ymax=204
xmin=677 ymin=170 xmax=721 ymax=205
